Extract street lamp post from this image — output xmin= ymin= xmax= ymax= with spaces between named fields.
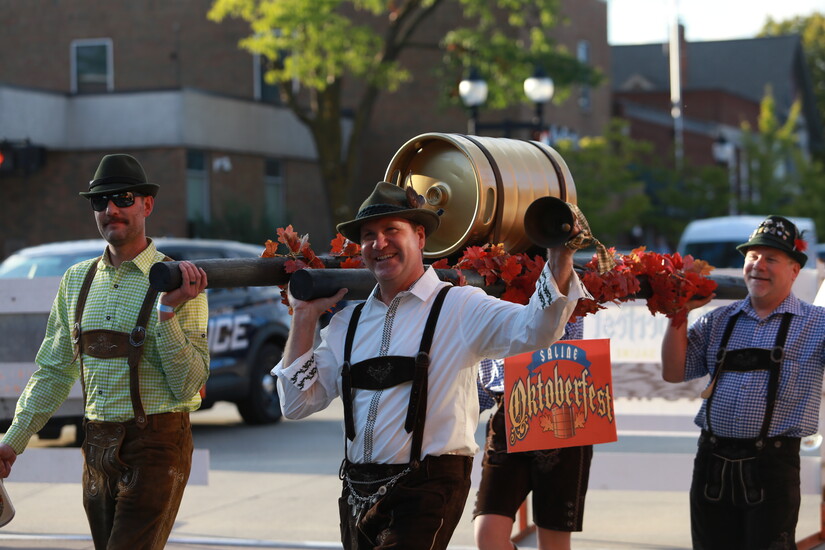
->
xmin=712 ymin=134 xmax=738 ymax=215
xmin=458 ymin=67 xmax=554 ymax=139
xmin=523 ymin=67 xmax=555 ymax=139
xmin=458 ymin=68 xmax=488 ymax=135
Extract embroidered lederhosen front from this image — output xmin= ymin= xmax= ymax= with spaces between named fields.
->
xmin=339 ymin=285 xmax=451 ymax=518
xmin=700 ymin=311 xmax=794 ymax=506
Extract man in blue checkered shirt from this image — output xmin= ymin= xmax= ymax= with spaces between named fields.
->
xmin=661 ymin=215 xmax=825 ymax=550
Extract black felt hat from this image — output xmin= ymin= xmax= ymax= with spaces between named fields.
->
xmin=736 ymin=215 xmax=808 ymax=266
xmin=336 ymin=182 xmax=440 ymax=242
xmin=79 ymin=154 xmax=160 ymax=198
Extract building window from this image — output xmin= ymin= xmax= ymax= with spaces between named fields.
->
xmin=264 ymin=158 xmax=285 ymax=228
xmin=187 ymin=150 xmax=210 ymax=236
xmin=71 ymin=39 xmax=113 ymax=94
xmin=254 ymin=54 xmax=282 ymax=104
xmin=576 ymin=40 xmax=591 ymax=112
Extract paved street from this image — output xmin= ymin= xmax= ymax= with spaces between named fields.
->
xmin=0 ymin=398 xmax=823 ymax=549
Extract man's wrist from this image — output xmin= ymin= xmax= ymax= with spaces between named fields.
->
xmin=157 ymin=303 xmax=175 ymax=314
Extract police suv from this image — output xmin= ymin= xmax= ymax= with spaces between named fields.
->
xmin=0 ymin=238 xmax=290 ymax=439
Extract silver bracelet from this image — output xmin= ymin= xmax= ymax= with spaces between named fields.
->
xmin=157 ymin=303 xmax=175 ymax=314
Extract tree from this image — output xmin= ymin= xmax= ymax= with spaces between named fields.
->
xmin=208 ymin=0 xmax=598 ymax=226
xmin=740 ymin=90 xmax=825 ymax=239
xmin=759 ymin=12 xmax=825 ymax=150
xmin=555 ymin=120 xmax=653 ymax=246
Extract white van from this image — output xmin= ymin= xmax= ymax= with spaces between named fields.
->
xmin=677 ymin=215 xmax=819 ymax=270
xmin=677 ymin=215 xmax=821 ymax=302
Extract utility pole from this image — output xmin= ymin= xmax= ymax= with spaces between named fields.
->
xmin=669 ymin=0 xmax=684 ymax=170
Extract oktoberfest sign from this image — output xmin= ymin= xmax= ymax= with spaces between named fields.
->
xmin=504 ymin=339 xmax=616 ymax=452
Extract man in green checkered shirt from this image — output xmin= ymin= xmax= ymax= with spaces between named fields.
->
xmin=0 ymin=154 xmax=210 ymax=550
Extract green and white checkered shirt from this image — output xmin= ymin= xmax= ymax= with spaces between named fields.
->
xmin=2 ymin=240 xmax=209 ymax=454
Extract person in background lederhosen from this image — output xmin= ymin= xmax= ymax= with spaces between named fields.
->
xmin=273 ymin=182 xmax=591 ymax=550
xmin=0 ymin=154 xmax=210 ymax=550
xmin=661 ymin=215 xmax=825 ymax=550
xmin=473 ymin=317 xmax=591 ymax=550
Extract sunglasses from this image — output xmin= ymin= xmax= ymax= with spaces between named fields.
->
xmin=90 ymin=192 xmax=144 ymax=212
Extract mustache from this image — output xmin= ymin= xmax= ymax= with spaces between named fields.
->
xmin=102 ymin=216 xmax=129 ymax=225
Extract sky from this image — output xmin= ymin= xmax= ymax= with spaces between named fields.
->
xmin=607 ymin=0 xmax=824 ymax=45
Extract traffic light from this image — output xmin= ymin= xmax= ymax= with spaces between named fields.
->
xmin=0 ymin=141 xmax=15 ymax=174
xmin=0 ymin=140 xmax=46 ymax=176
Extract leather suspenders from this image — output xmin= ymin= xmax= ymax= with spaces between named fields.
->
xmin=341 ymin=285 xmax=451 ymax=467
xmin=705 ymin=311 xmax=793 ymax=442
xmin=71 ymin=257 xmax=167 ymax=429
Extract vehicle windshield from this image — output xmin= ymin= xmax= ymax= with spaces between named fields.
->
xmin=0 ymin=251 xmax=100 ymax=278
xmin=682 ymin=242 xmax=744 ymax=269
xmin=0 ymin=239 xmax=265 ymax=279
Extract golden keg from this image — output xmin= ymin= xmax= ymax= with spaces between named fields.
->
xmin=384 ymin=133 xmax=577 ymax=258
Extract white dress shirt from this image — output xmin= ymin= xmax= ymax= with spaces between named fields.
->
xmin=274 ymin=264 xmax=588 ymax=464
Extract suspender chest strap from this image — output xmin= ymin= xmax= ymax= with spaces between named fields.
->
xmin=341 ymin=285 xmax=452 ymax=465
xmin=72 ymin=257 xmax=170 ymax=429
xmin=705 ymin=311 xmax=793 ymax=441
xmin=405 ymin=285 xmax=451 ymax=467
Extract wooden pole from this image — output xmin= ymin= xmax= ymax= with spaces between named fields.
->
xmin=149 ymin=256 xmax=344 ymax=292
xmin=288 ymin=268 xmax=505 ymax=301
xmin=150 ymin=257 xmax=748 ymax=302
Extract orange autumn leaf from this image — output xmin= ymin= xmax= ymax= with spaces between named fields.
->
xmin=430 ymin=258 xmax=450 ymax=269
xmin=264 ymin=226 xmax=720 ymax=324
xmin=498 ymin=255 xmax=523 ymax=284
xmin=340 ymin=256 xmax=364 ymax=269
xmin=277 ymin=225 xmax=302 ymax=253
xmin=329 ymin=233 xmax=349 ymax=255
xmin=261 ymin=239 xmax=279 ymax=258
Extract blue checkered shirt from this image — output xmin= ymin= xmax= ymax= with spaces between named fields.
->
xmin=685 ymin=294 xmax=825 ymax=438
xmin=477 ymin=318 xmax=584 ymax=412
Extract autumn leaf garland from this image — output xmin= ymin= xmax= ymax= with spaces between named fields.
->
xmin=263 ymin=226 xmax=718 ymax=327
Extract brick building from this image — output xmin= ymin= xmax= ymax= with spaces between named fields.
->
xmin=0 ymin=0 xmax=610 ymax=258
xmin=612 ymin=28 xmax=823 ymax=211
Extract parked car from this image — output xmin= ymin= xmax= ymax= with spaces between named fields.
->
xmin=0 ymin=237 xmax=290 ymax=431
xmin=676 ymin=215 xmax=819 ymax=269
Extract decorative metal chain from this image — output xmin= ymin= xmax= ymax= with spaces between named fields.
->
xmin=344 ymin=466 xmax=411 ymax=517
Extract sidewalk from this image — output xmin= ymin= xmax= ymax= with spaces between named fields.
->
xmin=0 ymin=398 xmax=822 ymax=549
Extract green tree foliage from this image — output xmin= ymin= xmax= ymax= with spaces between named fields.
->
xmin=759 ymin=11 xmax=825 ymax=158
xmin=555 ymin=120 xmax=653 ymax=246
xmin=208 ymin=0 xmax=597 ymax=226
xmin=740 ymin=90 xmax=825 ymax=240
xmin=640 ymin=162 xmax=730 ymax=248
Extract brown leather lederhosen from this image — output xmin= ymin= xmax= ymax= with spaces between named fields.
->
xmin=72 ymin=257 xmax=194 ymax=550
xmin=698 ymin=310 xmax=795 ymax=506
xmin=71 ymin=257 xmax=164 ymax=429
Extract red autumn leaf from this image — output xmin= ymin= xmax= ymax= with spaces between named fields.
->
xmin=340 ymin=257 xmax=364 ymax=269
xmin=329 ymin=233 xmax=348 ymax=255
xmin=308 ymin=256 xmax=326 ymax=269
xmin=343 ymin=241 xmax=361 ymax=257
xmin=330 ymin=233 xmax=361 ymax=257
xmin=277 ymin=225 xmax=302 ymax=253
xmin=462 ymin=245 xmax=489 ymax=261
xmin=264 ymin=226 xmax=721 ymax=324
xmin=431 ymin=258 xmax=450 ymax=269
xmin=501 ymin=286 xmax=529 ymax=304
xmin=284 ymin=258 xmax=307 ymax=274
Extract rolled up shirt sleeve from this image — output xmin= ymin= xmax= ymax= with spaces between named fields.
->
xmin=155 ymin=292 xmax=210 ymax=401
